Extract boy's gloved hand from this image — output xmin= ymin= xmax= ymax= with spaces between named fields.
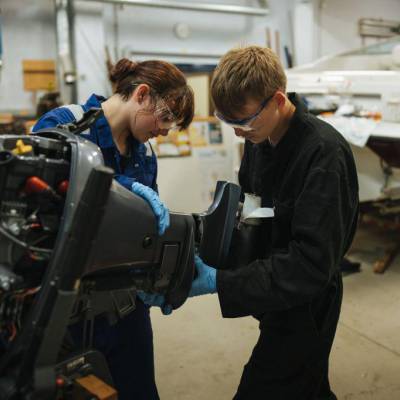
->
xmin=189 ymin=255 xmax=217 ymax=297
xmin=131 ymin=182 xmax=170 ymax=235
xmin=137 ymin=292 xmax=173 ymax=315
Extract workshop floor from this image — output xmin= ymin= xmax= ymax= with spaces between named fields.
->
xmin=152 ymin=222 xmax=400 ymax=400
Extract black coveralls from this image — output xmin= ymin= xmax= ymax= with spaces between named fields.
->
xmin=217 ymin=93 xmax=359 ymax=400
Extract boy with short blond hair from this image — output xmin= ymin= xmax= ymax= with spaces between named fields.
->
xmin=211 ymin=46 xmax=286 ymax=119
xmin=189 ymin=46 xmax=359 ymax=400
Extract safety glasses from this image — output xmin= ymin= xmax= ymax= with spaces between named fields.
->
xmin=131 ymin=82 xmax=179 ymax=130
xmin=214 ymin=94 xmax=274 ymax=131
xmin=153 ymin=96 xmax=178 ymax=130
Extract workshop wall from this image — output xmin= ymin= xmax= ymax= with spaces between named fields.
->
xmin=1 ymin=0 xmax=400 ymax=112
xmin=317 ymin=0 xmax=400 ymax=57
xmin=291 ymin=0 xmax=400 ymax=66
xmin=0 ymin=0 xmax=56 ymax=113
xmin=0 ymin=0 xmax=296 ymax=111
xmin=75 ymin=0 xmax=296 ymax=103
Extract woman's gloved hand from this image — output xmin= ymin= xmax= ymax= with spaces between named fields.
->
xmin=189 ymin=255 xmax=217 ymax=297
xmin=137 ymin=292 xmax=173 ymax=315
xmin=131 ymin=182 xmax=170 ymax=235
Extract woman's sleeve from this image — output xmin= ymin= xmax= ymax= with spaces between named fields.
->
xmin=114 ymin=175 xmax=137 ymax=190
xmin=32 ymin=108 xmax=74 ymax=132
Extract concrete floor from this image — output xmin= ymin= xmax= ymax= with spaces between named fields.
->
xmin=152 ymin=222 xmax=400 ymax=399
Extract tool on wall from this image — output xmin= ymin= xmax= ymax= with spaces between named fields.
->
xmin=275 ymin=29 xmax=281 ymax=59
xmin=265 ymin=27 xmax=272 ymax=48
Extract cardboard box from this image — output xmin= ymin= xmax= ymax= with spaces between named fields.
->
xmin=22 ymin=59 xmax=57 ymax=91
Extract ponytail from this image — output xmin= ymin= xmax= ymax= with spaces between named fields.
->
xmin=109 ymin=58 xmax=139 ymax=84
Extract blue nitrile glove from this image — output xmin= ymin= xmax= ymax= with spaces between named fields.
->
xmin=189 ymin=255 xmax=217 ymax=297
xmin=137 ymin=291 xmax=173 ymax=315
xmin=131 ymin=182 xmax=170 ymax=235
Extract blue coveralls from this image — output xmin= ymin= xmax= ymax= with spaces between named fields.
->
xmin=33 ymin=94 xmax=160 ymax=400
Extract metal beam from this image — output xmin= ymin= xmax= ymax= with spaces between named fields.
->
xmin=55 ymin=0 xmax=78 ymax=103
xmin=126 ymin=49 xmax=223 ymax=59
xmin=82 ymin=0 xmax=270 ymax=16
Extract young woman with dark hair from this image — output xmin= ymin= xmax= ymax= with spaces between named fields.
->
xmin=33 ymin=58 xmax=194 ymax=400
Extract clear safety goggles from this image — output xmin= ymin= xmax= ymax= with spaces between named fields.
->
xmin=131 ymin=82 xmax=179 ymax=130
xmin=153 ymin=96 xmax=178 ymax=130
xmin=214 ymin=94 xmax=274 ymax=131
